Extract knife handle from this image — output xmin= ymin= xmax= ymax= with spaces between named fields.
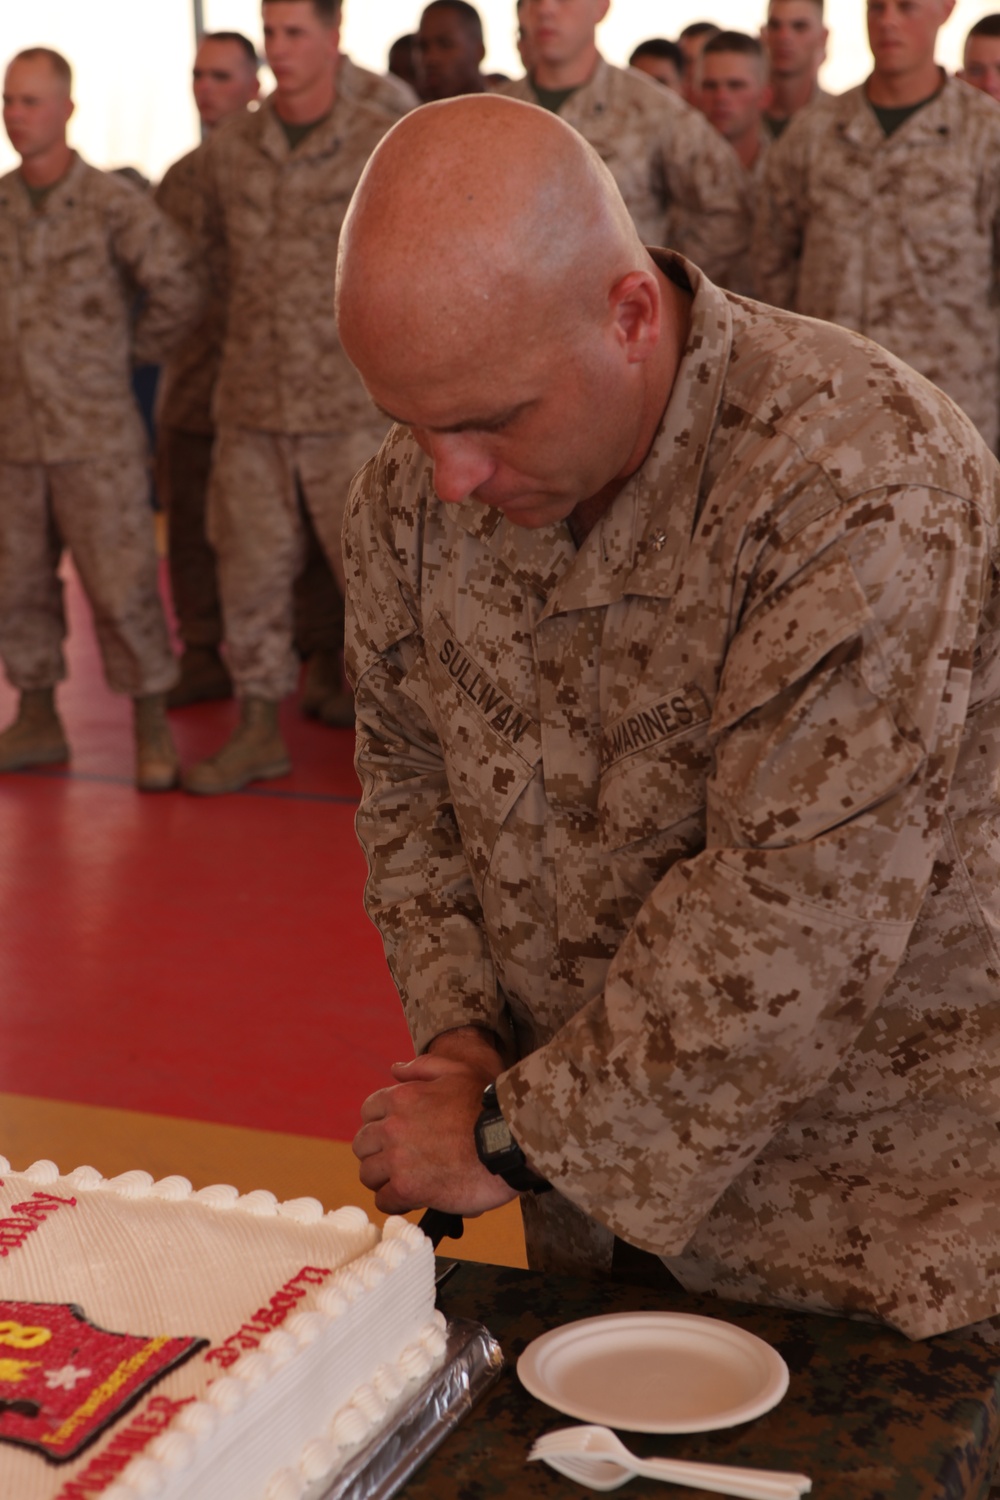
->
xmin=418 ymin=1208 xmax=465 ymax=1247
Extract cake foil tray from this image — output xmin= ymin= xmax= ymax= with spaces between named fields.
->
xmin=311 ymin=1317 xmax=504 ymax=1500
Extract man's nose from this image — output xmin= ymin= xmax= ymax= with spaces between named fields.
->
xmin=428 ymin=435 xmax=495 ymax=505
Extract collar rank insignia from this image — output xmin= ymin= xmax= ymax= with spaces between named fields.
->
xmin=0 ymin=1300 xmax=206 ymax=1464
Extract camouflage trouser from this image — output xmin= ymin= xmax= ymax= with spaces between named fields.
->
xmin=0 ymin=456 xmax=177 ymax=696
xmin=156 ymin=426 xmax=221 ymax=651
xmin=207 ymin=424 xmax=386 ymax=699
xmin=291 ymin=500 xmax=346 ymax=661
xmin=157 ymin=426 xmax=343 ymax=659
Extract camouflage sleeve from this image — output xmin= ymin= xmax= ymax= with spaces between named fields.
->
xmin=192 ymin=139 xmax=232 ymax=316
xmin=751 ymin=120 xmax=807 ymax=310
xmin=992 ymin=167 xmax=1000 ymax=453
xmin=106 ymin=178 xmax=207 ymax=365
xmin=153 ymin=158 xmax=192 ymax=234
xmin=343 ymin=436 xmax=515 ymax=1061
xmin=657 ymin=109 xmax=752 ymax=290
xmin=155 ymin=148 xmax=227 ymax=395
xmin=498 ymin=485 xmax=992 ymax=1254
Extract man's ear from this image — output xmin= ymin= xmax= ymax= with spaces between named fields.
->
xmin=610 ymin=270 xmax=660 ymax=365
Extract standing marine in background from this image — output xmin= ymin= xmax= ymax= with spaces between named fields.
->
xmin=155 ymin=32 xmax=260 ymax=711
xmin=628 ymin=39 xmax=685 ymax=95
xmin=754 ymin=0 xmax=1000 ymax=453
xmin=760 ymin=0 xmax=828 ymax=139
xmin=499 ymin=0 xmax=750 ymax=290
xmin=157 ymin=28 xmax=413 ymax=724
xmin=183 ymin=0 xmax=411 ymax=795
xmin=700 ymin=31 xmax=770 ymax=299
xmin=414 ymin=1 xmax=488 ymax=101
xmin=959 ymin=13 xmax=1000 ymax=103
xmin=0 ymin=48 xmax=203 ymax=790
xmin=700 ymin=31 xmax=770 ymax=178
xmin=676 ymin=21 xmax=719 ymax=111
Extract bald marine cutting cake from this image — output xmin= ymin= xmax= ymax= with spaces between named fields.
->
xmin=0 ymin=1158 xmax=445 ymax=1500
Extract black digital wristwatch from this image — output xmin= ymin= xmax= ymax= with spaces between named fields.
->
xmin=474 ymin=1083 xmax=551 ymax=1194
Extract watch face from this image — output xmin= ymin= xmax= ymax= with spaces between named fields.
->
xmin=480 ymin=1116 xmax=514 ymax=1157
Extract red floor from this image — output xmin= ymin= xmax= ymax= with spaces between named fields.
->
xmin=0 ymin=562 xmax=413 ymax=1140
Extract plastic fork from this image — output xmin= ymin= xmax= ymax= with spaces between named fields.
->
xmin=528 ymin=1425 xmax=812 ymax=1498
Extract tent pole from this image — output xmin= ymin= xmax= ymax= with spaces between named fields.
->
xmin=193 ymin=0 xmax=206 ymax=140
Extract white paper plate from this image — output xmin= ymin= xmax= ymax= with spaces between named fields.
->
xmin=517 ymin=1311 xmax=789 ymax=1433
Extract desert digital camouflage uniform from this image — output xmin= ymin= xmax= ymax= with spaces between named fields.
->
xmin=338 ymin=53 xmax=418 ymax=113
xmin=749 ymin=132 xmax=770 ymax=188
xmin=753 ymin=76 xmax=1000 ymax=451
xmin=154 ymin=142 xmax=225 ymax=652
xmin=199 ymin=87 xmax=406 ymax=699
xmin=762 ymin=84 xmax=830 ymax=142
xmin=155 ymin=145 xmax=218 ymax=439
xmin=728 ymin=135 xmax=770 ymax=299
xmin=155 ymin=112 xmax=395 ymax=666
xmin=345 ymin=252 xmax=1000 ymax=1341
xmin=498 ymin=58 xmax=751 ymax=289
xmin=0 ymin=153 xmax=202 ymax=693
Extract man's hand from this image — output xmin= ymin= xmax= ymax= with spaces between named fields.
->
xmin=353 ymin=1041 xmax=519 ymax=1217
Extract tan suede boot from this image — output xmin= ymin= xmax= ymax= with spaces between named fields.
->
xmin=0 ymin=688 xmax=69 ymax=772
xmin=182 ymin=698 xmax=291 ymax=795
xmin=300 ymin=649 xmax=355 ymax=729
xmin=166 ymin=646 xmax=233 ymax=709
xmin=134 ymin=694 xmax=180 ymax=792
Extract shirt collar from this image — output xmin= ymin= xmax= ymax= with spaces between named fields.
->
xmin=839 ymin=72 xmax=956 ymax=150
xmin=2 ymin=151 xmax=84 ymax=220
xmin=257 ymin=94 xmax=345 ymax=162
xmin=543 ymin=252 xmax=733 ymax=618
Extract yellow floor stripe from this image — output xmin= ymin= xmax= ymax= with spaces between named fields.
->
xmin=0 ymin=1093 xmax=527 ymax=1269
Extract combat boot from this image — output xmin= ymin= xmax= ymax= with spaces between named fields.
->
xmin=300 ymin=649 xmax=355 ymax=729
xmin=134 ymin=694 xmax=180 ymax=792
xmin=166 ymin=646 xmax=233 ymax=709
xmin=182 ymin=698 xmax=291 ymax=795
xmin=0 ymin=688 xmax=69 ymax=772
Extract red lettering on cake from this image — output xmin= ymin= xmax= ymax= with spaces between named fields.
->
xmin=0 ymin=1192 xmax=77 ymax=1258
xmin=205 ymin=1266 xmax=332 ymax=1369
xmin=53 ymin=1395 xmax=195 ymax=1499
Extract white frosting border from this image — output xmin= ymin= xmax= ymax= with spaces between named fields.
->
xmin=0 ymin=1158 xmax=367 ymax=1232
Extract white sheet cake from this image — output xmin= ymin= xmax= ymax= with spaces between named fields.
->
xmin=0 ymin=1158 xmax=446 ymax=1500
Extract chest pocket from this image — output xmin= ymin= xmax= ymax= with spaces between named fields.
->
xmin=901 ymin=160 xmax=984 ymax=285
xmin=416 ymin=613 xmax=541 ymax=897
xmin=598 ymin=689 xmax=712 ymax=923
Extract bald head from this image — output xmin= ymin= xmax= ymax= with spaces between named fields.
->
xmin=338 ymin=96 xmax=642 ymax=369
xmin=337 ymin=96 xmax=688 ymax=529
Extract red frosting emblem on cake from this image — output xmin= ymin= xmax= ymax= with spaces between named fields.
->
xmin=0 ymin=1301 xmax=206 ymax=1464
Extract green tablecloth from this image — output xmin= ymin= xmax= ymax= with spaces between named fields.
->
xmin=403 ymin=1259 xmax=1000 ymax=1499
